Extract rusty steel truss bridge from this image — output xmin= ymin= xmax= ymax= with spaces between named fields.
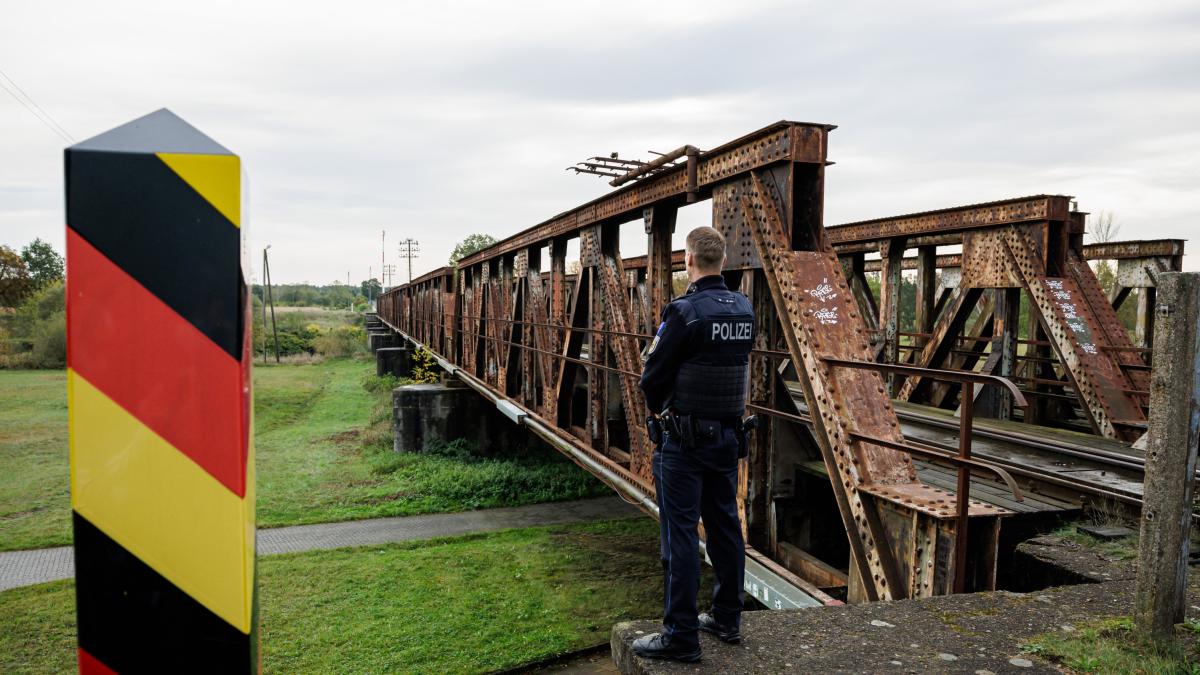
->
xmin=371 ymin=121 xmax=1187 ymax=607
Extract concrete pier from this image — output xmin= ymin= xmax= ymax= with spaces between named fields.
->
xmin=368 ymin=331 xmax=398 ymax=352
xmin=392 ymin=382 xmax=529 ymax=455
xmin=376 ymin=346 xmax=413 ymax=378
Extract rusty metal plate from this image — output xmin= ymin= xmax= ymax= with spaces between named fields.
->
xmin=860 ymin=483 xmax=1009 ymax=519
xmin=1065 ymin=253 xmax=1151 ymax=397
xmin=580 ymin=227 xmax=601 ymax=267
xmin=513 ymin=250 xmax=528 ymax=278
xmin=713 ymin=179 xmax=762 ymax=270
xmin=1035 ymin=276 xmax=1145 ymax=434
xmin=788 ymin=251 xmax=917 ymax=485
xmin=961 ymin=230 xmax=1022 ymax=288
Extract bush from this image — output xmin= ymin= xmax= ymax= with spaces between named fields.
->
xmin=313 ymin=325 xmax=366 ymax=357
xmin=361 ymin=371 xmax=405 ymax=394
xmin=411 ymin=347 xmax=440 ymax=383
xmin=28 ymin=313 xmax=66 ymax=368
xmin=1 ymin=282 xmax=65 ymax=369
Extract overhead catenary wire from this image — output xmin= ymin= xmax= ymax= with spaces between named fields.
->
xmin=0 ymin=67 xmax=74 ymax=143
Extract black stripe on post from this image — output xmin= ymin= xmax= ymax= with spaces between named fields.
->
xmin=73 ymin=512 xmax=254 ymax=674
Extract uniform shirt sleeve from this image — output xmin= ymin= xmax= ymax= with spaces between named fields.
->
xmin=639 ymin=302 xmax=690 ymax=414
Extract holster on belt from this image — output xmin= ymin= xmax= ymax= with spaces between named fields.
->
xmin=646 ymin=415 xmax=663 ymax=446
xmin=736 ymin=414 xmax=759 ymax=459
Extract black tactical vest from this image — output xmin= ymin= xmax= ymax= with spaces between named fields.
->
xmin=670 ymin=282 xmax=755 ymax=417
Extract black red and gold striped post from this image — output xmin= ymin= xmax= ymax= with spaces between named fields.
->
xmin=65 ymin=109 xmax=257 ymax=673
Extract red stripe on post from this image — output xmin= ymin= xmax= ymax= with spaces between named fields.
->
xmin=66 ymin=228 xmax=248 ymax=497
xmin=78 ymin=647 xmax=117 ymax=675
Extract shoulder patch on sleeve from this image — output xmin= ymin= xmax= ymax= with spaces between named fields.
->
xmin=646 ymin=334 xmax=661 ymax=354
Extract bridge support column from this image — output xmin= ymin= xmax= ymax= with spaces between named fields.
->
xmin=376 ymin=346 xmax=412 ymax=378
xmin=368 ymin=330 xmax=398 ymax=352
xmin=393 ymin=382 xmax=529 ymax=455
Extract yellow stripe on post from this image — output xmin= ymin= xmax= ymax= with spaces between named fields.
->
xmin=156 ymin=153 xmax=241 ymax=227
xmin=69 ymin=369 xmax=254 ymax=633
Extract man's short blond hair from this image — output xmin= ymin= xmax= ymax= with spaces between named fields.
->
xmin=691 ymin=225 xmax=724 ymax=273
xmin=686 ymin=226 xmax=727 ymax=272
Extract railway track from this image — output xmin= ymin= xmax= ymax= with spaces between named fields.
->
xmin=783 ymin=382 xmax=1176 ymax=513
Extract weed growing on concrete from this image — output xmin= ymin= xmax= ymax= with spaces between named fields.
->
xmin=1050 ymin=523 xmax=1139 ymax=561
xmin=411 ymin=347 xmax=440 ymax=383
xmin=1022 ymin=616 xmax=1200 ymax=673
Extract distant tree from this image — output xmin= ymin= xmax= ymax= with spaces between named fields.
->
xmin=1089 ymin=212 xmax=1120 ymax=295
xmin=361 ymin=278 xmax=382 ymax=299
xmin=21 ymin=239 xmax=64 ymax=288
xmin=449 ymin=234 xmax=498 ymax=266
xmin=0 ymin=246 xmax=34 ymax=307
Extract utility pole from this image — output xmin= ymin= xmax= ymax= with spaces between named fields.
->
xmin=261 ymin=246 xmax=281 ymax=364
xmin=399 ymin=238 xmax=420 ymax=282
xmin=381 ymin=229 xmax=386 ymax=289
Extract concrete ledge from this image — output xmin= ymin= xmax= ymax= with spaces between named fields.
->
xmin=1009 ymin=534 xmax=1136 ymax=590
xmin=611 ymin=575 xmax=1200 ymax=674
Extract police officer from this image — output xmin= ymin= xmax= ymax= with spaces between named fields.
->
xmin=634 ymin=226 xmax=754 ymax=663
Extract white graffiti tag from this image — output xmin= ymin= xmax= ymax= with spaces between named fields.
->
xmin=814 ymin=307 xmax=839 ymax=325
xmin=808 ymin=277 xmax=838 ymax=303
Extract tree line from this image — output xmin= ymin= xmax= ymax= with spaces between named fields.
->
xmin=0 ymin=239 xmax=66 ymax=368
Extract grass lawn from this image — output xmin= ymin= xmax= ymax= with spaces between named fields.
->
xmin=0 ymin=370 xmax=69 ymax=550
xmin=254 ymin=357 xmax=607 ymax=528
xmin=1 ymin=517 xmax=673 ymax=674
xmin=1 ymin=356 xmax=607 ymax=550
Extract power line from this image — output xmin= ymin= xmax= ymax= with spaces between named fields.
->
xmin=0 ymin=68 xmax=74 ymax=141
xmin=0 ymin=67 xmax=74 ymax=143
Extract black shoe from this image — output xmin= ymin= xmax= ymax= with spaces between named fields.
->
xmin=698 ymin=612 xmax=741 ymax=644
xmin=631 ymin=632 xmax=702 ymax=663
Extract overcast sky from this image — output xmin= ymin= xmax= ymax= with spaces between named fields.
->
xmin=3 ymin=0 xmax=1197 ymax=284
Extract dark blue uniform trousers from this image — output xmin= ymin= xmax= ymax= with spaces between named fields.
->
xmin=652 ymin=426 xmax=745 ymax=648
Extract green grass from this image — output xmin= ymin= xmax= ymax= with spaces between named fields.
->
xmin=255 ymin=358 xmax=608 ymax=528
xmin=0 ymin=370 xmax=70 ymax=550
xmin=0 ymin=354 xmax=606 ymax=550
xmin=1022 ymin=617 xmax=1200 ymax=674
xmin=0 ymin=579 xmax=76 ymax=674
xmin=1 ymin=517 xmax=675 ymax=674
